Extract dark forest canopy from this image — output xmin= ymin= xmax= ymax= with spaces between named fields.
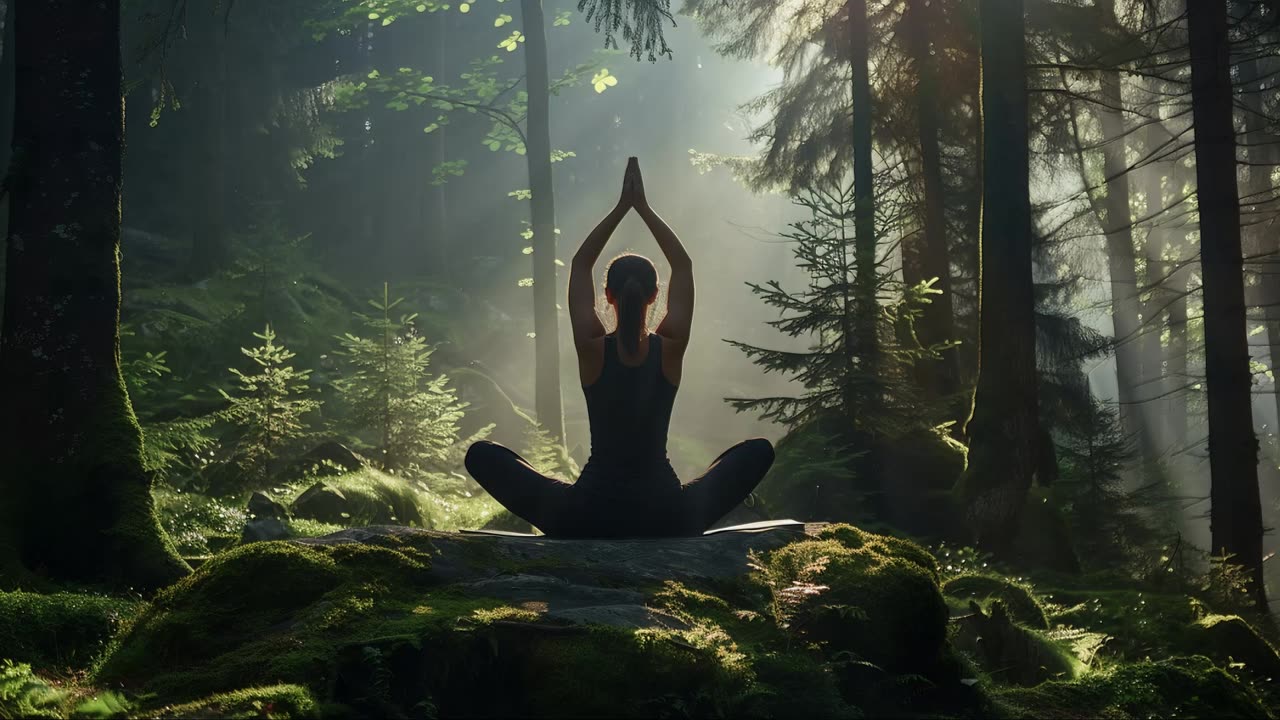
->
xmin=1 ymin=0 xmax=1280 ymax=717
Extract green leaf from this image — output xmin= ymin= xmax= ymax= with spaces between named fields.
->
xmin=459 ymin=2 xmax=470 ymax=12
xmin=368 ymin=11 xmax=380 ymax=19
xmin=591 ymin=69 xmax=618 ymax=94
xmin=494 ymin=13 xmax=512 ymax=26
xmin=416 ymin=3 xmax=428 ymax=10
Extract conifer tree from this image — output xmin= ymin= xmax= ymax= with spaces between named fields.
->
xmin=219 ymin=325 xmax=321 ymax=484
xmin=333 ymin=285 xmax=467 ymax=476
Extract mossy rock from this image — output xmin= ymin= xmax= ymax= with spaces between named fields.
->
xmin=994 ymin=655 xmax=1272 ymax=719
xmin=153 ymin=684 xmax=321 ymax=719
xmin=1183 ymin=614 xmax=1280 ymax=680
xmin=0 ymin=591 xmax=142 ymax=670
xmin=88 ymin=523 xmax=974 ymax=717
xmin=951 ymin=600 xmax=1079 ymax=687
xmin=944 ymin=573 xmax=1049 ymax=629
xmin=763 ymin=523 xmax=949 ymax=674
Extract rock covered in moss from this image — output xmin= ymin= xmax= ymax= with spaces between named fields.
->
xmin=951 ymin=600 xmax=1078 ymax=687
xmin=944 ymin=573 xmax=1049 ymax=629
xmin=762 ymin=523 xmax=950 ymax=674
xmin=1184 ymin=614 xmax=1280 ymax=681
xmin=0 ymin=591 xmax=141 ymax=670
xmin=289 ymin=482 xmax=352 ymax=524
xmin=91 ymin=522 xmax=963 ymax=717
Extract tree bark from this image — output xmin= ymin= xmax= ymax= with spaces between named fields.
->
xmin=1187 ymin=0 xmax=1267 ymax=612
xmin=522 ymin=0 xmax=565 ymax=443
xmin=1094 ymin=70 xmax=1151 ymax=455
xmin=0 ymin=0 xmax=188 ymax=589
xmin=958 ymin=0 xmax=1041 ymax=551
xmin=848 ymin=0 xmax=878 ymax=375
xmin=1234 ymin=17 xmax=1280 ymax=435
xmin=903 ymin=0 xmax=960 ymax=409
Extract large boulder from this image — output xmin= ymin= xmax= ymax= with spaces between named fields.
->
xmin=276 ymin=442 xmax=366 ymax=484
xmin=289 ymin=482 xmax=353 ymax=524
xmin=93 ymin=523 xmax=960 ymax=718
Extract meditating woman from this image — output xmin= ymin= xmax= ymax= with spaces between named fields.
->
xmin=465 ymin=157 xmax=775 ymax=537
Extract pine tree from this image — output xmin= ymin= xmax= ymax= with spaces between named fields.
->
xmin=333 ymin=284 xmax=467 ymax=476
xmin=219 ymin=324 xmax=321 ymax=484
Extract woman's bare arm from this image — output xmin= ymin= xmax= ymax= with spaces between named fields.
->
xmin=568 ymin=191 xmax=629 ymax=347
xmin=628 ymin=160 xmax=693 ymax=344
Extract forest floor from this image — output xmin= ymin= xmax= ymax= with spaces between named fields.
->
xmin=1 ymin=472 xmax=1279 ymax=718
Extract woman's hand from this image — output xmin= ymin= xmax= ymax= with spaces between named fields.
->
xmin=620 ymin=156 xmax=648 ymax=210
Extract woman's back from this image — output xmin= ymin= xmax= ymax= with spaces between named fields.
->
xmin=578 ymin=333 xmax=680 ymax=498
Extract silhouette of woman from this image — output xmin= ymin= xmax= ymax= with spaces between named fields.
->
xmin=465 ymin=157 xmax=774 ymax=537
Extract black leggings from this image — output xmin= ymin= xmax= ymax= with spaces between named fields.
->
xmin=464 ymin=438 xmax=775 ymax=538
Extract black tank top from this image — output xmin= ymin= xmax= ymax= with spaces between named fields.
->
xmin=576 ymin=333 xmax=680 ymax=498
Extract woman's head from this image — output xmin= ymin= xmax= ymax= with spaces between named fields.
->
xmin=604 ymin=253 xmax=659 ymax=355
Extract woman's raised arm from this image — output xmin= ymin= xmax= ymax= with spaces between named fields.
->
xmin=568 ymin=171 xmax=631 ymax=346
xmin=628 ymin=159 xmax=693 ymax=344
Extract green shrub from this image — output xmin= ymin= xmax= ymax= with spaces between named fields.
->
xmin=0 ymin=593 xmax=141 ymax=671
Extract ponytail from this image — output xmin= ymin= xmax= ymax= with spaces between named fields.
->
xmin=618 ymin=277 xmax=646 ymax=355
xmin=605 ymin=253 xmax=658 ymax=356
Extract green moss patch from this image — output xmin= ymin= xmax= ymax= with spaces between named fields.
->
xmin=153 ymin=684 xmax=320 ymax=719
xmin=994 ymin=655 xmax=1272 ymax=719
xmin=761 ymin=524 xmax=949 ymax=675
xmin=944 ymin=573 xmax=1049 ymax=629
xmin=0 ymin=591 xmax=142 ymax=670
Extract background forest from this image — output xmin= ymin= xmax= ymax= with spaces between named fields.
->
xmin=4 ymin=0 xmax=1280 ymax=717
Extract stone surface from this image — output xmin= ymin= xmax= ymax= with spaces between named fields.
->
xmin=240 ymin=516 xmax=293 ymax=544
xmin=290 ymin=482 xmax=352 ymax=523
xmin=276 ymin=442 xmax=365 ymax=483
xmin=247 ymin=491 xmax=288 ymax=520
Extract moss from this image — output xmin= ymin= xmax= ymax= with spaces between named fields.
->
xmin=0 ymin=591 xmax=142 ymax=671
xmin=763 ymin=527 xmax=949 ymax=675
xmin=994 ymin=655 xmax=1272 ymax=719
xmin=1043 ymin=587 xmax=1204 ymax=661
xmin=1187 ymin=614 xmax=1280 ymax=680
xmin=951 ymin=600 xmax=1081 ymax=687
xmin=94 ymin=542 xmax=345 ymax=691
xmin=944 ymin=573 xmax=1049 ymax=629
xmin=153 ymin=684 xmax=320 ymax=719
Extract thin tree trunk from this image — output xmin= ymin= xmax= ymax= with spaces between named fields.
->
xmin=958 ymin=0 xmax=1041 ymax=551
xmin=0 ymin=0 xmax=187 ymax=589
xmin=1095 ymin=70 xmax=1152 ymax=457
xmin=848 ymin=0 xmax=878 ymax=376
xmin=522 ymin=0 xmax=565 ymax=443
xmin=1187 ymin=0 xmax=1267 ymax=613
xmin=1139 ymin=151 xmax=1169 ymax=454
xmin=903 ymin=0 xmax=960 ymax=409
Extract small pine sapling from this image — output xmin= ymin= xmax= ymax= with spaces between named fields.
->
xmin=333 ymin=284 xmax=469 ymax=477
xmin=219 ymin=324 xmax=321 ymax=484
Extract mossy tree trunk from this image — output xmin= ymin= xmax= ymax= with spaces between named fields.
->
xmin=958 ymin=0 xmax=1041 ymax=552
xmin=1186 ymin=0 xmax=1267 ymax=613
xmin=522 ymin=0 xmax=566 ymax=444
xmin=0 ymin=0 xmax=188 ymax=589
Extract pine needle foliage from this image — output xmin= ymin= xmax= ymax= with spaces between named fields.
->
xmin=576 ymin=0 xmax=675 ymax=61
xmin=726 ymin=182 xmax=952 ymax=437
xmin=333 ymin=284 xmax=467 ymax=477
xmin=218 ymin=324 xmax=321 ymax=483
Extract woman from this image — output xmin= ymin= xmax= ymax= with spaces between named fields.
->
xmin=465 ymin=157 xmax=774 ymax=537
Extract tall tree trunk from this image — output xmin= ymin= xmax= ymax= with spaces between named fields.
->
xmin=846 ymin=0 xmax=878 ymax=377
xmin=958 ymin=0 xmax=1041 ymax=551
xmin=522 ymin=0 xmax=565 ymax=443
xmin=1166 ymin=232 xmax=1190 ymax=450
xmin=903 ymin=0 xmax=960 ymax=409
xmin=1139 ymin=149 xmax=1170 ymax=454
xmin=0 ymin=0 xmax=14 ymax=317
xmin=1187 ymin=0 xmax=1267 ymax=613
xmin=1234 ymin=16 xmax=1280 ymax=434
xmin=1095 ymin=70 xmax=1152 ymax=457
xmin=0 ymin=0 xmax=188 ymax=589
